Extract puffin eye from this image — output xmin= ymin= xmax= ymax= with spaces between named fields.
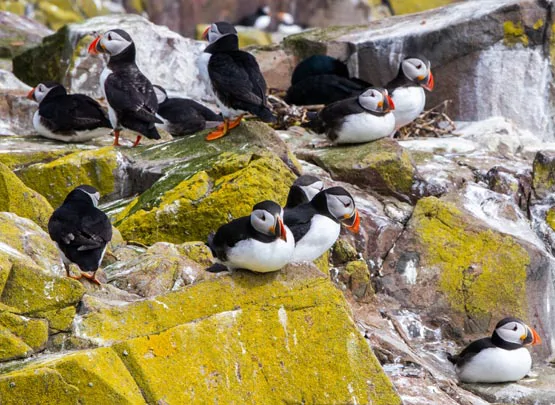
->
xmin=513 ymin=325 xmax=518 ymax=331
xmin=416 ymin=63 xmax=422 ymax=69
xmin=107 ymin=33 xmax=112 ymax=40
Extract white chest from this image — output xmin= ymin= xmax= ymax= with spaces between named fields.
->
xmin=456 ymin=347 xmax=532 ymax=383
xmin=254 ymin=15 xmax=271 ymax=30
xmin=292 ymin=215 xmax=340 ymax=262
xmin=99 ymin=67 xmax=119 ymax=129
xmin=391 ymin=86 xmax=426 ymax=129
xmin=334 ymin=112 xmax=395 ymax=144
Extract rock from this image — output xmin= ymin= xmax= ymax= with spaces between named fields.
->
xmin=249 ymin=45 xmax=296 ymax=90
xmin=13 ymin=14 xmax=210 ymax=102
xmin=332 ymin=238 xmax=359 ymax=264
xmin=532 ymin=151 xmax=555 ymax=200
xmin=0 ymin=162 xmax=53 ymax=229
xmin=0 ymin=347 xmax=146 ymax=404
xmin=33 ymin=306 xmax=76 ymax=332
xmin=173 ymin=241 xmax=213 ymax=268
xmin=0 ymin=11 xmax=52 ymax=58
xmin=284 ymin=0 xmax=554 ymax=137
xmin=342 ymin=260 xmax=372 ymax=300
xmin=389 ymin=0 xmax=454 ymax=15
xmin=0 ymin=328 xmax=33 ymax=362
xmin=0 ymin=312 xmax=48 ymax=351
xmin=485 ymin=165 xmax=532 ymax=212
xmin=0 ymin=89 xmax=35 ymax=136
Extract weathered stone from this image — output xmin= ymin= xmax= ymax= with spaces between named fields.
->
xmin=0 ymin=328 xmax=32 ymax=362
xmin=333 ymin=238 xmax=359 ymax=264
xmin=174 ymin=241 xmax=213 ymax=268
xmin=0 ymin=11 xmax=52 ymax=58
xmin=486 ymin=165 xmax=533 ymax=212
xmin=533 ymin=151 xmax=555 ymax=200
xmin=343 ymin=260 xmax=372 ymax=300
xmin=0 ymin=148 xmax=72 ymax=170
xmin=33 ymin=306 xmax=76 ymax=332
xmin=0 ymin=312 xmax=48 ymax=351
xmin=0 ymin=162 xmax=53 ymax=229
xmin=250 ymin=45 xmax=296 ymax=90
xmin=0 ymin=90 xmax=35 ymax=136
xmin=389 ymin=0 xmax=453 ymax=15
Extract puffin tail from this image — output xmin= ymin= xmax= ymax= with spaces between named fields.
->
xmin=255 ymin=106 xmax=277 ymax=123
xmin=146 ymin=124 xmax=161 ymax=140
xmin=302 ymin=111 xmax=325 ymax=133
xmin=446 ymin=352 xmax=458 ymax=364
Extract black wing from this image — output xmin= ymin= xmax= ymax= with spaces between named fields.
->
xmin=39 ymin=95 xmax=111 ymax=132
xmin=208 ymin=216 xmax=252 ymax=261
xmin=284 ymin=204 xmax=317 ymax=243
xmin=449 ymin=338 xmax=496 ymax=368
xmin=285 ymin=75 xmax=366 ymax=106
xmin=74 ymin=212 xmax=113 ymax=251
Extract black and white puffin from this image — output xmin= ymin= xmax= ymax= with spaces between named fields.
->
xmin=207 ymin=200 xmax=294 ymax=273
xmin=285 ymin=175 xmax=324 ymax=209
xmin=48 ymin=185 xmax=112 ymax=284
xmin=276 ymin=12 xmax=305 ymax=35
xmin=27 ymin=81 xmax=111 ymax=142
xmin=285 ymin=55 xmax=369 ymax=106
xmin=284 ymin=186 xmax=360 ymax=262
xmin=88 ymin=29 xmax=162 ymax=147
xmin=235 ymin=5 xmax=272 ymax=30
xmin=310 ymin=87 xmax=395 ymax=144
xmin=153 ymin=85 xmax=223 ymax=136
xmin=199 ymin=21 xmax=275 ymax=141
xmin=448 ymin=317 xmax=541 ymax=383
xmin=387 ymin=57 xmax=434 ymax=130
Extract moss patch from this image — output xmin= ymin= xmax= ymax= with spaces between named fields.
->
xmin=0 ymin=149 xmax=73 ymax=170
xmin=389 ymin=0 xmax=453 ymax=15
xmin=0 ymin=312 xmax=48 ymax=351
xmin=503 ymin=21 xmax=529 ymax=47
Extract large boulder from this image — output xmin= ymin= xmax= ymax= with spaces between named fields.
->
xmin=284 ymin=0 xmax=554 ymax=138
xmin=0 ymin=11 xmax=52 ymax=58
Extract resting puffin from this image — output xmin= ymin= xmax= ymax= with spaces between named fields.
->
xmin=387 ymin=57 xmax=434 ymax=130
xmin=27 ymin=81 xmax=111 ymax=142
xmin=448 ymin=317 xmax=541 ymax=383
xmin=153 ymin=85 xmax=222 ymax=136
xmin=285 ymin=175 xmax=324 ymax=209
xmin=310 ymin=87 xmax=395 ymax=144
xmin=207 ymin=200 xmax=294 ymax=273
xmin=88 ymin=29 xmax=161 ymax=147
xmin=284 ymin=186 xmax=360 ymax=262
xmin=48 ymin=185 xmax=112 ymax=284
xmin=236 ymin=5 xmax=272 ymax=30
xmin=285 ymin=55 xmax=370 ymax=106
xmin=276 ymin=12 xmax=304 ymax=35
xmin=199 ymin=21 xmax=275 ymax=141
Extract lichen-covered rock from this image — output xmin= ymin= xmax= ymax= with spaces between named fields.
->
xmin=0 ymin=312 xmax=48 ymax=352
xmin=0 ymin=11 xmax=52 ymax=58
xmin=17 ymin=146 xmax=122 ymax=207
xmin=0 ymin=148 xmax=72 ymax=170
xmin=33 ymin=306 xmax=76 ymax=332
xmin=532 ymin=150 xmax=555 ymax=200
xmin=343 ymin=260 xmax=372 ymax=300
xmin=0 ymin=347 xmax=146 ymax=404
xmin=174 ymin=241 xmax=213 ymax=268
xmin=0 ymin=328 xmax=32 ymax=362
xmin=389 ymin=0 xmax=453 ymax=15
xmin=0 ymin=162 xmax=53 ymax=229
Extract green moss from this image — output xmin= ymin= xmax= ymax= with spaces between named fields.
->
xmin=0 ymin=149 xmax=72 ymax=170
xmin=345 ymin=260 xmax=371 ymax=300
xmin=503 ymin=21 xmax=529 ymax=47
xmin=389 ymin=0 xmax=452 ymax=15
xmin=33 ymin=306 xmax=76 ymax=332
xmin=0 ymin=312 xmax=48 ymax=351
xmin=175 ymin=242 xmax=214 ymax=267
xmin=333 ymin=239 xmax=358 ymax=264
xmin=413 ymin=197 xmax=528 ymax=318
xmin=0 ymin=328 xmax=32 ymax=361
xmin=313 ymin=251 xmax=330 ymax=275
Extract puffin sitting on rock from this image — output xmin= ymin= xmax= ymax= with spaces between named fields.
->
xmin=88 ymin=29 xmax=161 ymax=147
xmin=284 ymin=186 xmax=360 ymax=262
xmin=309 ymin=87 xmax=395 ymax=144
xmin=448 ymin=317 xmax=541 ymax=383
xmin=27 ymin=81 xmax=111 ymax=142
xmin=48 ymin=185 xmax=112 ymax=285
xmin=199 ymin=21 xmax=275 ymax=141
xmin=285 ymin=175 xmax=324 ymax=209
xmin=207 ymin=200 xmax=294 ymax=273
xmin=153 ymin=85 xmax=223 ymax=136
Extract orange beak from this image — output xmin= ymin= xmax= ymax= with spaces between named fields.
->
xmin=530 ymin=327 xmax=542 ymax=346
xmin=423 ymin=71 xmax=434 ymax=91
xmin=345 ymin=210 xmax=360 ymax=234
xmin=278 ymin=217 xmax=287 ymax=242
xmin=202 ymin=26 xmax=210 ymax=41
xmin=27 ymin=88 xmax=35 ymax=100
xmin=88 ymin=35 xmax=102 ymax=55
xmin=386 ymin=94 xmax=395 ymax=111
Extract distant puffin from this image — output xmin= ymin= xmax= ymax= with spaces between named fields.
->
xmin=207 ymin=200 xmax=294 ymax=273
xmin=48 ymin=185 xmax=112 ymax=284
xmin=27 ymin=81 xmax=111 ymax=142
xmin=310 ymin=87 xmax=395 ymax=144
xmin=448 ymin=317 xmax=541 ymax=383
xmin=88 ymin=29 xmax=162 ymax=147
xmin=285 ymin=55 xmax=370 ymax=106
xmin=285 ymin=175 xmax=324 ymax=209
xmin=199 ymin=21 xmax=275 ymax=141
xmin=276 ymin=12 xmax=305 ymax=35
xmin=236 ymin=5 xmax=272 ymax=30
xmin=284 ymin=186 xmax=360 ymax=262
xmin=153 ymin=85 xmax=223 ymax=136
xmin=387 ymin=57 xmax=434 ymax=130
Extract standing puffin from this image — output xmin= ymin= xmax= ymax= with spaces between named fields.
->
xmin=27 ymin=81 xmax=111 ymax=142
xmin=207 ymin=200 xmax=294 ymax=273
xmin=235 ymin=5 xmax=272 ymax=30
xmin=199 ymin=21 xmax=275 ymax=141
xmin=310 ymin=87 xmax=395 ymax=144
xmin=48 ymin=185 xmax=112 ymax=284
xmin=88 ymin=29 xmax=162 ymax=147
xmin=284 ymin=186 xmax=360 ymax=262
xmin=448 ymin=317 xmax=541 ymax=383
xmin=153 ymin=85 xmax=223 ymax=136
xmin=387 ymin=57 xmax=434 ymax=130
xmin=285 ymin=175 xmax=324 ymax=209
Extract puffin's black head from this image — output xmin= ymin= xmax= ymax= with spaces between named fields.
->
xmin=401 ymin=57 xmax=434 ymax=91
xmin=202 ymin=21 xmax=238 ymax=43
xmin=250 ymin=200 xmax=287 ymax=242
xmin=63 ymin=185 xmax=101 ymax=208
xmin=88 ymin=29 xmax=135 ymax=62
xmin=358 ymin=88 xmax=395 ymax=114
xmin=491 ymin=317 xmax=541 ymax=350
xmin=286 ymin=175 xmax=324 ymax=208
xmin=27 ymin=81 xmax=66 ymax=103
xmin=153 ymin=85 xmax=168 ymax=105
xmin=291 ymin=55 xmax=349 ymax=85
xmin=256 ymin=5 xmax=271 ymax=16
xmin=312 ymin=187 xmax=360 ymax=233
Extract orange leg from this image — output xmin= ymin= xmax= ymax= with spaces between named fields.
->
xmin=227 ymin=114 xmax=244 ymax=130
xmin=81 ymin=271 xmax=101 ymax=285
xmin=65 ymin=266 xmax=82 ymax=281
xmin=206 ymin=119 xmax=229 ymax=141
xmin=113 ymin=129 xmax=121 ymax=146
xmin=132 ymin=135 xmax=142 ymax=148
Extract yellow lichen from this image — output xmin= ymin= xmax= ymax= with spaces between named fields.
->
xmin=389 ymin=0 xmax=453 ymax=15
xmin=503 ymin=21 xmax=529 ymax=47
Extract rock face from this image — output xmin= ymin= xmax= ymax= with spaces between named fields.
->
xmin=284 ymin=0 xmax=554 ymax=138
xmin=0 ymin=11 xmax=52 ymax=58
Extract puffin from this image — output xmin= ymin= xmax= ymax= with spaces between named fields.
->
xmin=448 ymin=317 xmax=541 ymax=383
xmin=48 ymin=185 xmax=112 ymax=284
xmin=284 ymin=186 xmax=360 ymax=262
xmin=27 ymin=81 xmax=111 ymax=142
xmin=285 ymin=55 xmax=370 ymax=106
xmin=153 ymin=85 xmax=223 ymax=136
xmin=276 ymin=12 xmax=305 ymax=35
xmin=285 ymin=175 xmax=324 ymax=209
xmin=309 ymin=87 xmax=395 ymax=144
xmin=199 ymin=21 xmax=275 ymax=141
xmin=236 ymin=5 xmax=272 ymax=30
xmin=207 ymin=200 xmax=294 ymax=273
xmin=88 ymin=29 xmax=162 ymax=147
xmin=387 ymin=57 xmax=434 ymax=130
